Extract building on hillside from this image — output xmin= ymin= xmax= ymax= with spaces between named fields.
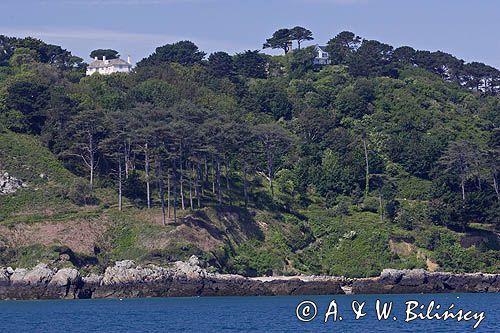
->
xmin=86 ymin=55 xmax=132 ymax=75
xmin=313 ymin=45 xmax=331 ymax=65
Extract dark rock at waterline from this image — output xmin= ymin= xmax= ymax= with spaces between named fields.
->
xmin=352 ymin=268 xmax=500 ymax=294
xmin=0 ymin=258 xmax=498 ymax=300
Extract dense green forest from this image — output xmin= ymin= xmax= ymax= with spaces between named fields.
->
xmin=0 ymin=29 xmax=498 ymax=277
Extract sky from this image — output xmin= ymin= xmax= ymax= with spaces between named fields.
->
xmin=0 ymin=0 xmax=498 ymax=68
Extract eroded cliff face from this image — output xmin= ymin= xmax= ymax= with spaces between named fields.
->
xmin=0 ymin=258 xmax=498 ymax=300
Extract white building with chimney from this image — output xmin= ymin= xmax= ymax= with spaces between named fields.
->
xmin=86 ymin=55 xmax=132 ymax=75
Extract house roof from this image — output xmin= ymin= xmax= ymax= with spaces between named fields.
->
xmin=316 ymin=45 xmax=328 ymax=52
xmin=88 ymin=58 xmax=130 ymax=68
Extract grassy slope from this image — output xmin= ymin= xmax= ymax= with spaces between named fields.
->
xmin=0 ymin=131 xmax=498 ymax=276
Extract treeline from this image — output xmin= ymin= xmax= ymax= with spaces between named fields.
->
xmin=62 ymin=103 xmax=291 ymax=225
xmin=0 ymin=30 xmax=499 ymax=232
xmin=262 ymin=29 xmax=500 ymax=95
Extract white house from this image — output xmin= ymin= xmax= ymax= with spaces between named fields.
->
xmin=86 ymin=55 xmax=132 ymax=75
xmin=313 ymin=45 xmax=331 ymax=65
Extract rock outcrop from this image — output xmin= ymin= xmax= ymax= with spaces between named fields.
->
xmin=0 ymin=172 xmax=27 ymax=195
xmin=80 ymin=256 xmax=344 ymax=299
xmin=352 ymin=268 xmax=500 ymax=294
xmin=0 ymin=259 xmax=498 ymax=300
xmin=1 ymin=264 xmax=81 ymax=299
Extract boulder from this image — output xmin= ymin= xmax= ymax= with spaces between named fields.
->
xmin=49 ymin=268 xmax=79 ymax=287
xmin=22 ymin=264 xmax=54 ymax=285
xmin=0 ymin=172 xmax=27 ymax=195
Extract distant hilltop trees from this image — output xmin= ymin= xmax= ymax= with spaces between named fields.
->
xmin=90 ymin=49 xmax=120 ymax=60
xmin=263 ymin=26 xmax=314 ymax=53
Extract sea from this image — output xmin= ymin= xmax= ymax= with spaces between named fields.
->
xmin=0 ymin=293 xmax=498 ymax=332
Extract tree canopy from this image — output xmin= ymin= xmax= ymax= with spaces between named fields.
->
xmin=90 ymin=49 xmax=120 ymax=60
xmin=263 ymin=26 xmax=314 ymax=54
xmin=137 ymin=40 xmax=206 ymax=67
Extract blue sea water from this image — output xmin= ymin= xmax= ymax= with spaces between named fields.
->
xmin=0 ymin=293 xmax=498 ymax=332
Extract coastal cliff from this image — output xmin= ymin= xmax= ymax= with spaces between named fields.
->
xmin=0 ymin=257 xmax=498 ymax=300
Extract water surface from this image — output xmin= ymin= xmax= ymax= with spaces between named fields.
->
xmin=0 ymin=293 xmax=498 ymax=332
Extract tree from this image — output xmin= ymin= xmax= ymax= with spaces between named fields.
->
xmin=370 ymin=174 xmax=396 ymax=222
xmin=138 ymin=41 xmax=205 ymax=67
xmin=414 ymin=50 xmax=463 ymax=82
xmin=90 ymin=49 xmax=119 ymax=60
xmin=289 ymin=47 xmax=316 ymax=78
xmin=392 ymin=46 xmax=417 ymax=66
xmin=290 ymin=26 xmax=314 ymax=50
xmin=63 ymin=109 xmax=106 ymax=189
xmin=234 ymin=50 xmax=268 ymax=79
xmin=4 ymin=79 xmax=49 ymax=134
xmin=9 ymin=48 xmax=40 ymax=66
xmin=100 ymin=113 xmax=128 ymax=211
xmin=13 ymin=36 xmax=83 ymax=69
xmin=263 ymin=28 xmax=292 ymax=54
xmin=439 ymin=140 xmax=473 ymax=203
xmin=254 ymin=123 xmax=293 ymax=199
xmin=349 ymin=40 xmax=394 ymax=77
xmin=208 ymin=51 xmax=234 ymax=77
xmin=485 ymin=129 xmax=500 ymax=201
xmin=326 ymin=31 xmax=361 ymax=65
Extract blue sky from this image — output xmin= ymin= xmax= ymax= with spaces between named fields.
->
xmin=1 ymin=0 xmax=498 ymax=68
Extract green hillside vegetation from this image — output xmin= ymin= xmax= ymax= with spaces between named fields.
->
xmin=0 ymin=30 xmax=498 ymax=277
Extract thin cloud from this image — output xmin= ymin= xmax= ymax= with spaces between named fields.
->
xmin=48 ymin=0 xmax=213 ymax=5
xmin=0 ymin=27 xmax=186 ymax=43
xmin=299 ymin=0 xmax=368 ymax=4
xmin=0 ymin=27 xmax=252 ymax=57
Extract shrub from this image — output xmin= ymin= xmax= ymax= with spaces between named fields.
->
xmin=67 ymin=179 xmax=98 ymax=206
xmin=395 ymin=201 xmax=431 ymax=230
xmin=361 ymin=196 xmax=379 ymax=213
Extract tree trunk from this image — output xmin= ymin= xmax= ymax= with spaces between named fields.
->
xmin=88 ymin=133 xmax=95 ymax=190
xmin=199 ymin=161 xmax=204 ymax=201
xmin=144 ymin=144 xmax=151 ymax=209
xmin=167 ymin=173 xmax=171 ymax=218
xmin=362 ymin=132 xmax=370 ymax=199
xmin=118 ymin=159 xmax=123 ymax=211
xmin=124 ymin=139 xmax=129 ymax=179
xmin=267 ymin=151 xmax=274 ymax=198
xmin=493 ymin=172 xmax=499 ymax=201
xmin=461 ymin=177 xmax=466 ymax=203
xmin=225 ymin=160 xmax=231 ymax=205
xmin=204 ymin=158 xmax=209 ymax=184
xmin=173 ymin=167 xmax=178 ymax=225
xmin=180 ymin=149 xmax=185 ymax=210
xmin=243 ymin=165 xmax=248 ymax=207
xmin=216 ymin=157 xmax=222 ymax=204
xmin=211 ymin=157 xmax=216 ymax=194
xmin=379 ymin=192 xmax=384 ymax=222
xmin=194 ymin=163 xmax=200 ymax=208
xmin=474 ymin=154 xmax=482 ymax=190
xmin=189 ymin=162 xmax=193 ymax=209
xmin=158 ymin=160 xmax=166 ymax=226
xmin=225 ymin=161 xmax=230 ymax=191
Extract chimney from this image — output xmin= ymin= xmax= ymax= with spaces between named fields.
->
xmin=103 ymin=55 xmax=106 ymax=61
xmin=127 ymin=55 xmax=131 ymax=64
xmin=94 ymin=56 xmax=98 ymax=61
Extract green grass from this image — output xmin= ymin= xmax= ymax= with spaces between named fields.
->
xmin=0 ymin=130 xmax=74 ymax=184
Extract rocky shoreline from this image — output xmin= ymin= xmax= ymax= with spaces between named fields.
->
xmin=1 ymin=256 xmax=498 ymax=300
